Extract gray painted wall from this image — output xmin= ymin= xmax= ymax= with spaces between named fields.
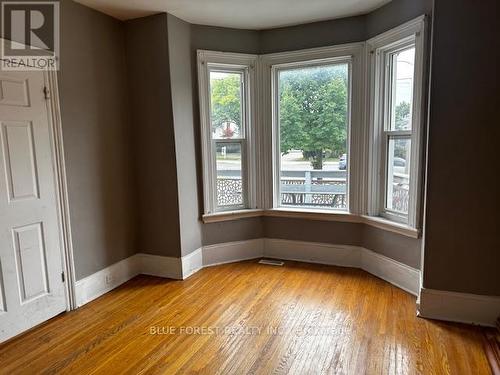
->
xmin=361 ymin=226 xmax=421 ymax=269
xmin=365 ymin=0 xmax=432 ymax=38
xmin=203 ymin=218 xmax=263 ymax=246
xmin=124 ymin=14 xmax=182 ymax=258
xmin=58 ymin=1 xmax=136 ymax=280
xmin=259 ymin=0 xmax=433 ymax=54
xmin=260 ymin=15 xmax=366 ymax=54
xmin=191 ymin=25 xmax=260 ymax=55
xmin=263 ymin=218 xmax=362 ymax=247
xmin=423 ymin=0 xmax=500 ymax=296
xmin=167 ymin=14 xmax=203 ymax=256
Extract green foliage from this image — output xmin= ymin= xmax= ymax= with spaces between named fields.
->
xmin=394 ymin=101 xmax=411 ymax=159
xmin=210 ymin=74 xmax=241 ymax=136
xmin=209 ymin=66 xmax=349 ymax=169
xmin=395 ymin=101 xmax=411 ymax=130
xmin=279 ymin=65 xmax=348 ymax=169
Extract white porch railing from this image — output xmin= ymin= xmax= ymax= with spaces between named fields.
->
xmin=216 ymin=170 xmax=409 ymax=211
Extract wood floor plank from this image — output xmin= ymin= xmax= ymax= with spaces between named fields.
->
xmin=0 ymin=260 xmax=492 ymax=375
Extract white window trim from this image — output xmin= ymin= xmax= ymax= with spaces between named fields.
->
xmin=197 ymin=50 xmax=258 ymax=214
xmin=260 ymin=43 xmax=366 ymax=215
xmin=366 ymin=15 xmax=427 ymax=228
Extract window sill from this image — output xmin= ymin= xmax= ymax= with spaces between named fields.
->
xmin=202 ymin=208 xmax=420 ymax=238
xmin=202 ymin=209 xmax=264 ymax=223
xmin=359 ymin=215 xmax=420 ymax=239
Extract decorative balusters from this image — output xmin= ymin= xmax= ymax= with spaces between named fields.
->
xmin=216 ymin=173 xmax=409 ymax=211
xmin=216 ymin=177 xmax=242 ymax=206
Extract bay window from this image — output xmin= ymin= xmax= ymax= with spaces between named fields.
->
xmin=198 ymin=16 xmax=426 ymax=234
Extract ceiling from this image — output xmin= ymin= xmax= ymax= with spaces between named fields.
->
xmin=74 ymin=0 xmax=391 ymax=30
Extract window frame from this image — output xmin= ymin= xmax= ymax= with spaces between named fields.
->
xmin=366 ymin=16 xmax=427 ymax=228
xmin=271 ymin=58 xmax=353 ymax=211
xmin=260 ymin=43 xmax=366 ymax=215
xmin=197 ymin=50 xmax=258 ymax=214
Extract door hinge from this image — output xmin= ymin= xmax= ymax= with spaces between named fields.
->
xmin=61 ymin=272 xmax=65 ymax=283
xmin=43 ymin=86 xmax=50 ymax=99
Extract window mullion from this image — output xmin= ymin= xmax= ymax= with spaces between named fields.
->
xmin=384 ymin=130 xmax=412 ymax=138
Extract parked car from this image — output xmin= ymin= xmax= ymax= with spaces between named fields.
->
xmin=393 ymin=157 xmax=406 ymax=167
xmin=338 ymin=154 xmax=406 ymax=172
xmin=339 ymin=153 xmax=347 ymax=170
xmin=393 ymin=157 xmax=407 ymax=174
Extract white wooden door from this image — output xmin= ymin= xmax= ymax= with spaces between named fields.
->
xmin=0 ymin=69 xmax=66 ymax=343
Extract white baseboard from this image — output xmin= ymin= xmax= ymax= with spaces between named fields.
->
xmin=138 ymin=253 xmax=183 ymax=280
xmin=75 ymin=255 xmax=140 ymax=307
xmin=202 ymin=238 xmax=264 ymax=267
xmin=264 ymin=239 xmax=360 ymax=268
xmin=181 ymin=247 xmax=203 ymax=279
xmin=418 ymin=288 xmax=500 ymax=327
xmin=263 ymin=238 xmax=420 ymax=296
xmin=360 ymin=248 xmax=420 ymax=296
xmin=75 ymin=252 xmax=183 ymax=307
xmin=74 ymin=240 xmax=264 ymax=308
xmin=75 ymin=239 xmax=420 ymax=308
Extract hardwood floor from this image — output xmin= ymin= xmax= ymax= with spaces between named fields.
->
xmin=0 ymin=260 xmax=492 ymax=374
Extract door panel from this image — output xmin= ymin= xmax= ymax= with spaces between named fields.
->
xmin=0 ymin=77 xmax=29 ymax=107
xmin=13 ymin=222 xmax=49 ymax=302
xmin=1 ymin=121 xmax=39 ymax=201
xmin=0 ymin=70 xmax=66 ymax=343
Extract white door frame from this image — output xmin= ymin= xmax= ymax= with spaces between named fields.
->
xmin=1 ymin=37 xmax=77 ymax=311
xmin=44 ymin=69 xmax=77 ymax=310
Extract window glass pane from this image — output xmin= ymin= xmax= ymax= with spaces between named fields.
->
xmin=216 ymin=142 xmax=243 ymax=207
xmin=386 ymin=137 xmax=411 ymax=214
xmin=390 ymin=47 xmax=415 ymax=130
xmin=210 ymin=71 xmax=243 ymax=139
xmin=278 ymin=63 xmax=349 ymax=210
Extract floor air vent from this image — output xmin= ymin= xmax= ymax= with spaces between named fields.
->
xmin=258 ymin=259 xmax=284 ymax=266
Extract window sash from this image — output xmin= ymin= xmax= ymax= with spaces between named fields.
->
xmin=209 ymin=67 xmax=247 ymax=140
xmin=209 ymin=66 xmax=250 ymax=212
xmin=382 ymin=134 xmax=411 ymax=221
xmin=381 ymin=43 xmax=416 ymax=222
xmin=214 ymin=139 xmax=248 ymax=211
xmin=383 ymin=42 xmax=415 ymax=133
xmin=271 ymin=58 xmax=353 ymax=212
